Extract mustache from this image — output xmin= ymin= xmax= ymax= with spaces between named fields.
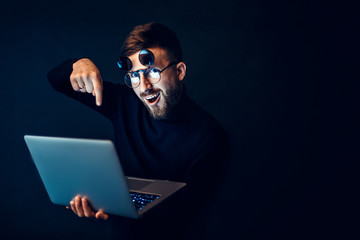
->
xmin=140 ymin=88 xmax=161 ymax=98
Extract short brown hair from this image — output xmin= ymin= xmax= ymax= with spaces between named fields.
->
xmin=121 ymin=22 xmax=182 ymax=62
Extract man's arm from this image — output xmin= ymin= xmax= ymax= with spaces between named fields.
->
xmin=47 ymin=58 xmax=113 ymax=220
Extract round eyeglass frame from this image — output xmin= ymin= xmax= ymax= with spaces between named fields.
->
xmin=124 ymin=61 xmax=179 ymax=88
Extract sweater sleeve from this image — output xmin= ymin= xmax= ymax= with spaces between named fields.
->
xmin=47 ymin=58 xmax=120 ymax=122
xmin=47 ymin=58 xmax=79 ymax=93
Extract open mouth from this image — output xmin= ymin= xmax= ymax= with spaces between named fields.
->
xmin=144 ymin=92 xmax=160 ymax=105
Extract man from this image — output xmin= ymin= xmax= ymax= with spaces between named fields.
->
xmin=48 ymin=22 xmax=227 ymax=239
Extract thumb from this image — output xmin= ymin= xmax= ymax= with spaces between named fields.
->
xmin=95 ymin=210 xmax=109 ymax=220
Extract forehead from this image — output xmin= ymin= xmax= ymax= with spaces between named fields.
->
xmin=128 ymin=47 xmax=169 ymax=70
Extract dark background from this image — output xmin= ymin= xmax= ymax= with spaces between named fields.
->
xmin=1 ymin=0 xmax=358 ymax=239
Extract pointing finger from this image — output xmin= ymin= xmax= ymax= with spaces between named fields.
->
xmin=92 ymin=77 xmax=103 ymax=106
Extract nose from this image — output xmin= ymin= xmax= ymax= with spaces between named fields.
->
xmin=138 ymin=71 xmax=152 ymax=92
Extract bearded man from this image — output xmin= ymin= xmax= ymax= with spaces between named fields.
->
xmin=48 ymin=22 xmax=228 ymax=239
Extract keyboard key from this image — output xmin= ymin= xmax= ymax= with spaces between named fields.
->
xmin=130 ymin=192 xmax=160 ymax=210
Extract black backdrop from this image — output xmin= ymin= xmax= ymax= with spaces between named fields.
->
xmin=1 ymin=0 xmax=358 ymax=239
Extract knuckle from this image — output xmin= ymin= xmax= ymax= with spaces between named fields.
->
xmin=81 ymin=73 xmax=88 ymax=80
xmin=89 ymin=71 xmax=98 ymax=77
xmin=71 ymin=72 xmax=80 ymax=79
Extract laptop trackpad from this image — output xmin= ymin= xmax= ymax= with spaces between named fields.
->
xmin=126 ymin=177 xmax=154 ymax=191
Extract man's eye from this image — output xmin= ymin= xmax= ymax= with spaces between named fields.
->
xmin=148 ymin=68 xmax=160 ymax=79
xmin=130 ymin=72 xmax=139 ymax=78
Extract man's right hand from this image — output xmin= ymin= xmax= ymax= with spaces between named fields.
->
xmin=70 ymin=58 xmax=103 ymax=106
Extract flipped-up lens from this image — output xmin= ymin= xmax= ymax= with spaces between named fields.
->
xmin=139 ymin=49 xmax=155 ymax=67
xmin=117 ymin=56 xmax=132 ymax=71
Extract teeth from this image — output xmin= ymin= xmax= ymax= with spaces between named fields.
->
xmin=145 ymin=93 xmax=160 ymax=100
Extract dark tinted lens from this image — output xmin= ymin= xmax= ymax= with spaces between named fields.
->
xmin=117 ymin=57 xmax=132 ymax=71
xmin=139 ymin=49 xmax=154 ymax=67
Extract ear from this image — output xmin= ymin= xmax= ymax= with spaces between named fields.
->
xmin=176 ymin=62 xmax=186 ymax=81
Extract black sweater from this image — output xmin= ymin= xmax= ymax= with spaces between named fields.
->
xmin=47 ymin=59 xmax=228 ymax=239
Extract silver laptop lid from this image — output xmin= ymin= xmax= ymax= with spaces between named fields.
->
xmin=24 ymin=135 xmax=139 ymax=218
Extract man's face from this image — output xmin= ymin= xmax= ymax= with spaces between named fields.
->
xmin=128 ymin=48 xmax=185 ymax=119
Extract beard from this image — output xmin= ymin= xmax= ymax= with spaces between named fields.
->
xmin=143 ymin=79 xmax=183 ymax=120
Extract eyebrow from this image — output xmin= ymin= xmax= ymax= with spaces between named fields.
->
xmin=128 ymin=65 xmax=161 ymax=73
xmin=128 ymin=67 xmax=149 ymax=74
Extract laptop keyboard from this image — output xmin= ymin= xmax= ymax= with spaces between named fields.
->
xmin=130 ymin=192 xmax=160 ymax=210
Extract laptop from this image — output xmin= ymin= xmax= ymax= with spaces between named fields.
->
xmin=24 ymin=135 xmax=186 ymax=219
